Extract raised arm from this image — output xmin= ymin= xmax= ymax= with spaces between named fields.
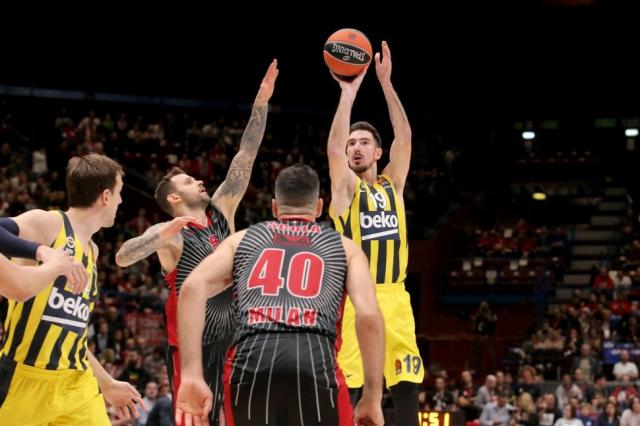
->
xmin=342 ymin=236 xmax=385 ymax=425
xmin=115 ymin=217 xmax=194 ymax=268
xmin=175 ymin=231 xmax=243 ymax=425
xmin=327 ymin=69 xmax=368 ymax=216
xmin=377 ymin=41 xmax=412 ymax=193
xmin=212 ymin=60 xmax=279 ymax=228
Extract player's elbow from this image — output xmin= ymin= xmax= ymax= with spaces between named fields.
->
xmin=398 ymin=128 xmax=412 ymax=145
xmin=114 ymin=251 xmax=131 ymax=268
xmin=328 ymin=148 xmax=348 ymax=164
xmin=355 ymin=309 xmax=384 ymax=336
xmin=180 ymin=276 xmax=204 ymax=300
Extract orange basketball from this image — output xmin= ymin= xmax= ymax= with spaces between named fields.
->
xmin=323 ymin=28 xmax=373 ymax=78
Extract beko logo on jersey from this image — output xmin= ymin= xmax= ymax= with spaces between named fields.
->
xmin=47 ymin=287 xmax=90 ymax=321
xmin=360 ymin=211 xmax=398 ymax=229
xmin=360 ymin=211 xmax=400 ymax=241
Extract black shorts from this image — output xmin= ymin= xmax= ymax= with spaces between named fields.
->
xmin=223 ymin=332 xmax=352 ymax=426
xmin=167 ymin=339 xmax=232 ymax=426
xmin=203 ymin=339 xmax=231 ymax=425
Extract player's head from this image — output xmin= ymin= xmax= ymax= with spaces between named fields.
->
xmin=66 ymin=154 xmax=124 ymax=227
xmin=154 ymin=167 xmax=210 ymax=216
xmin=273 ymin=164 xmax=322 ymax=218
xmin=347 ymin=121 xmax=382 ymax=174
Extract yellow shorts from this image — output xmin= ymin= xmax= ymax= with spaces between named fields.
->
xmin=0 ymin=356 xmax=110 ymax=426
xmin=337 ymin=283 xmax=425 ymax=388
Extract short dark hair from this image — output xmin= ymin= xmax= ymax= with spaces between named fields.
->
xmin=66 ymin=154 xmax=123 ymax=208
xmin=350 ymin=121 xmax=382 ymax=147
xmin=154 ymin=167 xmax=185 ymax=215
xmin=275 ymin=164 xmax=319 ymax=208
xmin=496 ymin=389 xmax=510 ymax=398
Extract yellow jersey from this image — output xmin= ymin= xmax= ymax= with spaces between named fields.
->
xmin=330 ymin=174 xmax=408 ymax=284
xmin=1 ymin=211 xmax=98 ymax=371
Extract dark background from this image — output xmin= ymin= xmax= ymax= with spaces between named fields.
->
xmin=3 ymin=1 xmax=639 ymax=120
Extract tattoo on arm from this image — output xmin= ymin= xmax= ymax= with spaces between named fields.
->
xmin=216 ymin=103 xmax=268 ymax=199
xmin=116 ymin=227 xmax=179 ymax=266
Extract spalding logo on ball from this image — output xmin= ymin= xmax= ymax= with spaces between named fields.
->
xmin=323 ymin=28 xmax=372 ymax=78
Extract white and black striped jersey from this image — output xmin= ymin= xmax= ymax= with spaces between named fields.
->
xmin=163 ymin=205 xmax=233 ymax=346
xmin=231 ymin=218 xmax=348 ymax=343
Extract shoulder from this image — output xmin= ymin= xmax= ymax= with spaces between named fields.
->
xmin=18 ymin=209 xmax=62 ymax=226
xmin=14 ymin=209 xmax=62 ymax=244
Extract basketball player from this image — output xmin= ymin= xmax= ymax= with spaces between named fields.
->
xmin=175 ymin=164 xmax=385 ymax=426
xmin=327 ymin=41 xmax=424 ymax=425
xmin=0 ymin=154 xmax=144 ymax=425
xmin=115 ymin=59 xmax=279 ymax=425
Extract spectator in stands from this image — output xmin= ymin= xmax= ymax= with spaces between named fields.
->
xmin=612 ymin=375 xmax=637 ymax=409
xmin=472 ymin=301 xmax=498 ymax=370
xmin=429 ymin=376 xmax=455 ymax=411
xmin=593 ymin=268 xmax=615 ymax=290
xmin=562 ymin=309 xmax=582 ymax=335
xmin=513 ymin=392 xmax=539 ymax=426
xmin=136 ymin=381 xmax=158 ymax=426
xmin=458 ymin=370 xmax=480 ymax=421
xmin=145 ymin=396 xmax=172 ymax=426
xmin=593 ymin=375 xmax=611 ymax=400
xmin=31 ymin=146 xmax=47 ymax=176
xmin=557 ymin=373 xmax=584 ymax=408
xmin=554 ymin=404 xmax=584 ymax=426
xmin=93 ymin=320 xmax=114 ymax=355
xmin=572 ymin=344 xmax=601 ymax=383
xmin=514 ymin=365 xmax=541 ymax=400
xmin=540 ymin=393 xmax=564 ymax=426
xmin=550 ymin=329 xmax=566 ymax=352
xmin=118 ymin=351 xmax=151 ymax=393
xmin=611 ymin=293 xmax=632 ymax=316
xmin=620 ymin=396 xmax=640 ymax=426
xmin=575 ymin=368 xmax=596 ymax=402
xmin=614 ymin=272 xmax=633 ymax=291
xmin=578 ymin=403 xmax=596 ymax=426
xmin=614 ymin=350 xmax=639 ymax=381
xmin=588 ymin=328 xmax=604 ymax=355
xmin=477 ymin=374 xmax=498 ymax=410
xmin=480 ymin=390 xmax=514 ymax=426
xmin=143 ymin=347 xmax=165 ymax=375
xmin=595 ymin=401 xmax=619 ymax=426
xmin=617 ymin=316 xmax=640 ymax=345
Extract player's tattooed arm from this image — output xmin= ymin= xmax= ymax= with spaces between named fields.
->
xmin=212 ymin=60 xmax=278 ymax=216
xmin=115 ymin=219 xmax=189 ymax=267
xmin=214 ymin=103 xmax=267 ymax=200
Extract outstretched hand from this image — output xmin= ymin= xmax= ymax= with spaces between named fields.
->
xmin=374 ymin=41 xmax=392 ymax=86
xmin=158 ymin=216 xmax=197 ymax=240
xmin=255 ymin=59 xmax=279 ymax=106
